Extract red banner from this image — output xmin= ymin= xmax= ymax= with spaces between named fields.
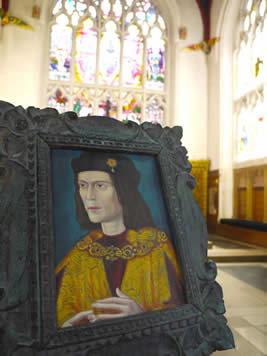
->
xmin=1 ymin=0 xmax=9 ymax=12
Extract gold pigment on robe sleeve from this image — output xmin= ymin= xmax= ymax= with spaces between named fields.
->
xmin=56 ymin=228 xmax=185 ymax=327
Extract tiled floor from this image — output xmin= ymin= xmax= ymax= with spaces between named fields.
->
xmin=207 ymin=235 xmax=267 ymax=355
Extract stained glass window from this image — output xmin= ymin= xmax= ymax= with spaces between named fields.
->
xmin=48 ymin=88 xmax=69 ymax=113
xmin=123 ymin=25 xmax=143 ymax=87
xmin=49 ymin=20 xmax=72 ymax=81
xmin=75 ymin=19 xmax=97 ymax=83
xmin=146 ymin=27 xmax=165 ymax=90
xmin=99 ymin=21 xmax=120 ymax=86
xmin=234 ymin=0 xmax=266 ymax=162
xmin=73 ymin=89 xmax=94 ymax=116
xmin=122 ymin=95 xmax=142 ymax=123
xmin=145 ymin=98 xmax=164 ymax=125
xmin=47 ymin=0 xmax=168 ymax=124
xmin=98 ymin=95 xmax=118 ymax=117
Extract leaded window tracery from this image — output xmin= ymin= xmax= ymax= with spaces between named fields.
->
xmin=234 ymin=0 xmax=266 ymax=162
xmin=47 ymin=0 xmax=167 ymax=124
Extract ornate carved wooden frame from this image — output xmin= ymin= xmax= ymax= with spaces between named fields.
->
xmin=0 ymin=101 xmax=234 ymax=356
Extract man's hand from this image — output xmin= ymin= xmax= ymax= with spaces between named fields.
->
xmin=62 ymin=310 xmax=96 ymax=327
xmin=91 ymin=288 xmax=144 ymax=321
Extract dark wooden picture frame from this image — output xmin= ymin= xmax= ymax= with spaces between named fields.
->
xmin=0 ymin=101 xmax=234 ymax=355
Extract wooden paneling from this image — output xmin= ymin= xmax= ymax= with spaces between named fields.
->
xmin=253 ymin=187 xmax=264 ymax=222
xmin=217 ymin=223 xmax=267 ymax=247
xmin=234 ymin=165 xmax=266 ymax=223
xmin=207 ymin=170 xmax=219 ymax=234
xmin=237 ymin=188 xmax=247 ymax=219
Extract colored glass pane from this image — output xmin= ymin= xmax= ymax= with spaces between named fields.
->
xmin=101 ymin=0 xmax=111 ymax=17
xmin=48 ymin=89 xmax=69 ymax=113
xmin=146 ymin=28 xmax=165 ymax=90
xmin=125 ymin=12 xmax=134 ymax=24
xmin=252 ymin=27 xmax=264 ymax=80
xmin=145 ymin=99 xmax=164 ymax=124
xmin=123 ymin=25 xmax=143 ymax=87
xmin=49 ymin=24 xmax=72 ymax=81
xmin=143 ymin=1 xmax=151 ymax=11
xmin=77 ymin=0 xmax=87 ymax=15
xmin=98 ymin=96 xmax=118 ymax=117
xmin=122 ymin=97 xmax=141 ymax=123
xmin=237 ymin=109 xmax=250 ymax=161
xmin=75 ymin=19 xmax=97 ymax=83
xmin=136 ymin=10 xmax=145 ymax=23
xmin=147 ymin=7 xmax=156 ymax=26
xmin=99 ymin=22 xmax=120 ymax=86
xmin=73 ymin=92 xmax=94 ymax=116
xmin=251 ymin=102 xmax=266 ymax=158
xmin=65 ymin=0 xmax=75 ymax=15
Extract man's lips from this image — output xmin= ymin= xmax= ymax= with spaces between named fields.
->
xmin=88 ymin=207 xmax=101 ymax=210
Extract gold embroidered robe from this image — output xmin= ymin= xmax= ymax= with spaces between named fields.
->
xmin=56 ymin=227 xmax=184 ymax=327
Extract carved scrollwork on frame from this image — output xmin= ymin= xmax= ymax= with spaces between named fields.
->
xmin=0 ymin=101 xmax=234 ymax=356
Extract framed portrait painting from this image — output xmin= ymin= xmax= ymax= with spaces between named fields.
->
xmin=0 ymin=100 xmax=234 ymax=356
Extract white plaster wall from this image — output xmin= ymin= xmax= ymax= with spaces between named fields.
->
xmin=207 ymin=0 xmax=224 ymax=171
xmin=175 ymin=0 xmax=208 ymax=160
xmin=152 ymin=0 xmax=209 ymax=163
xmin=0 ymin=0 xmax=47 ymax=108
xmin=208 ymin=0 xmax=242 ymax=219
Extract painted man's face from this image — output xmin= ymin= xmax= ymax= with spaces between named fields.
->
xmin=78 ymin=171 xmax=122 ymax=224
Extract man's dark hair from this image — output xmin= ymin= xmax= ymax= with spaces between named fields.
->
xmin=71 ymin=151 xmax=155 ymax=231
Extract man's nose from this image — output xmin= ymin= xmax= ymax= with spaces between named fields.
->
xmin=86 ymin=185 xmax=96 ymax=200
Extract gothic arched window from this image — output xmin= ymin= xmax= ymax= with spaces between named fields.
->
xmin=47 ymin=0 xmax=168 ymax=125
xmin=234 ymin=0 xmax=266 ymax=162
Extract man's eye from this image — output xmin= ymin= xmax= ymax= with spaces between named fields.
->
xmin=95 ymin=183 xmax=107 ymax=190
xmin=79 ymin=182 xmax=87 ymax=189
